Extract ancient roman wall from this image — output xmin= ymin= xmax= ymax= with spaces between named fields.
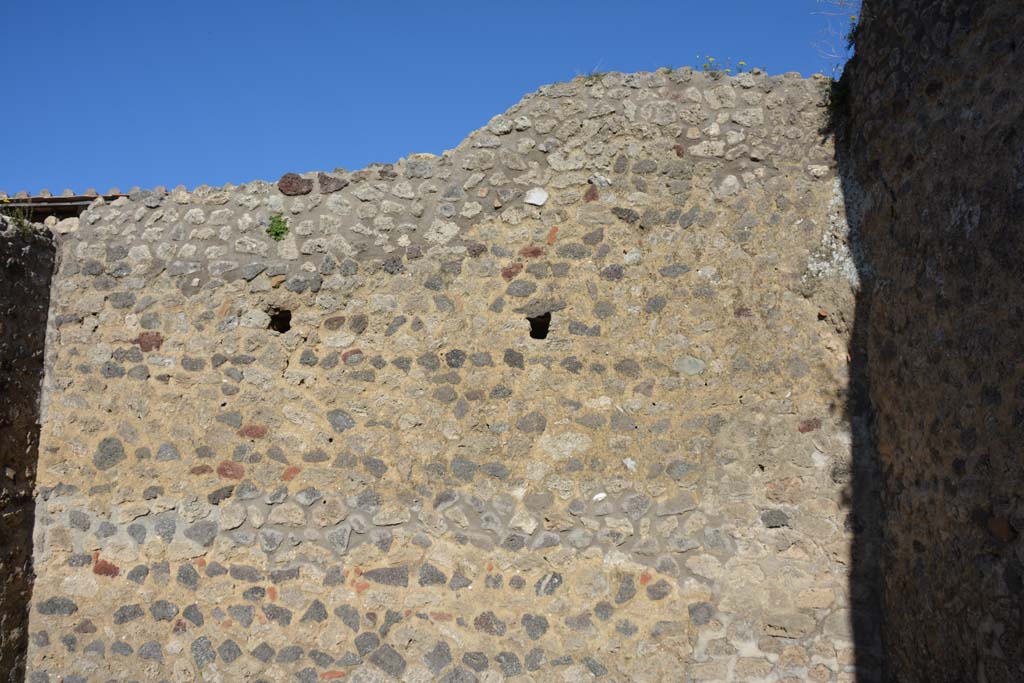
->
xmin=23 ymin=68 xmax=865 ymax=682
xmin=844 ymin=1 xmax=1024 ymax=681
xmin=0 ymin=224 xmax=55 ymax=682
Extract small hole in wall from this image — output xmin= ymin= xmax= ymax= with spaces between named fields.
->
xmin=527 ymin=312 xmax=551 ymax=339
xmin=268 ymin=309 xmax=292 ymax=334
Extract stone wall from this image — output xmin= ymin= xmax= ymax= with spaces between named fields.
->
xmin=844 ymin=1 xmax=1024 ymax=681
xmin=0 ymin=223 xmax=55 ymax=682
xmin=24 ymin=69 xmax=866 ymax=682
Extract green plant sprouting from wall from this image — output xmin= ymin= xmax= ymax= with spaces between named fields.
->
xmin=1 ymin=198 xmax=36 ymax=236
xmin=694 ymin=55 xmax=753 ymax=75
xmin=813 ymin=0 xmax=863 ymax=77
xmin=266 ymin=213 xmax=289 ymax=241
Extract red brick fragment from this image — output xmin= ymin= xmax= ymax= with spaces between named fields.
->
xmin=282 ymin=465 xmax=301 ymax=481
xmin=132 ymin=331 xmax=163 ymax=352
xmin=267 ymin=586 xmax=278 ymax=601
xmin=93 ymin=558 xmax=120 ymax=577
xmin=321 ymin=672 xmax=348 ymax=680
xmin=798 ymin=418 xmax=822 ymax=433
xmin=519 ymin=246 xmax=545 ymax=258
xmin=546 ymin=226 xmax=559 ymax=245
xmin=190 ymin=465 xmax=213 ymax=475
xmin=639 ymin=572 xmax=652 ymax=586
xmin=216 ymin=461 xmax=245 ymax=480
xmin=584 ymin=185 xmax=599 ymax=202
xmin=238 ymin=424 xmax=267 ymax=439
xmin=501 ymin=263 xmax=523 ymax=281
xmin=988 ymin=516 xmax=1017 ymax=542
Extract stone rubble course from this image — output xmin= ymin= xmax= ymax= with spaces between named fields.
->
xmin=23 ymin=67 xmax=862 ymax=681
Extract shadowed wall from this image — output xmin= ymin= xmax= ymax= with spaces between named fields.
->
xmin=0 ymin=226 xmax=55 ymax=682
xmin=844 ymin=1 xmax=1024 ymax=680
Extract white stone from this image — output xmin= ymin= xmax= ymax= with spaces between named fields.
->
xmin=425 ymin=219 xmax=459 ymax=243
xmin=538 ymin=431 xmax=592 ymax=460
xmin=54 ymin=217 xmax=79 ymax=234
xmin=240 ymin=309 xmax=270 ymax=329
xmin=688 ymin=140 xmax=725 ymax=158
xmin=673 ymin=355 xmax=707 ymax=376
xmin=62 ymin=573 xmax=99 ymax=597
xmin=714 ymin=175 xmax=741 ymax=198
xmin=524 ymin=187 xmax=549 ymax=206
xmin=509 ymin=510 xmax=538 ymax=535
xmin=220 ymin=503 xmax=247 ymax=530
xmin=808 ymin=164 xmax=831 ymax=179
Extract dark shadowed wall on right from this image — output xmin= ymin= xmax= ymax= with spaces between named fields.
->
xmin=842 ymin=1 xmax=1024 ymax=681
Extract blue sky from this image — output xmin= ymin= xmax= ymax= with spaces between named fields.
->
xmin=1 ymin=1 xmax=853 ymax=195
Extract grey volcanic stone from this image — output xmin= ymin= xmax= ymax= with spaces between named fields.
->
xmin=301 ymin=599 xmax=328 ymax=622
xmin=535 ymin=572 xmax=563 ymax=596
xmin=473 ymin=610 xmax=507 ymax=636
xmin=584 ymin=656 xmax=609 ymax=677
xmin=149 ymin=600 xmax=178 ymax=621
xmin=139 ymin=641 xmax=162 ymax=661
xmin=191 ymin=636 xmax=216 ymax=666
xmin=646 ymin=579 xmax=672 ymax=600
xmin=459 ymin=656 xmax=488 ymax=675
xmin=419 ymin=563 xmax=447 ymax=586
xmin=218 ymin=639 xmax=242 ymax=663
xmin=183 ymin=604 xmax=203 ymax=626
xmin=615 ymin=575 xmax=636 ymax=603
xmin=184 ymin=520 xmax=218 ymax=547
xmin=516 ymin=412 xmax=547 ymax=433
xmin=227 ymin=604 xmax=254 ymax=627
xmin=127 ymin=523 xmax=146 ymax=544
xmin=127 ymin=565 xmax=148 ymax=584
xmin=294 ymin=486 xmax=323 ymax=506
xmin=761 ymin=509 xmax=790 ymax=528
xmin=93 ymin=437 xmax=124 ymax=470
xmin=502 ymin=349 xmax=524 ymax=369
xmin=496 ymin=652 xmax=522 ymax=676
xmin=276 ymin=645 xmax=303 ymax=663
xmin=688 ymin=602 xmax=714 ymax=626
xmin=335 ymin=604 xmax=360 ymax=632
xmin=424 ymin=640 xmax=452 ymax=674
xmin=38 ymin=597 xmax=78 ymax=616
xmin=262 ymin=603 xmax=292 ymax=626
xmin=368 ymin=644 xmax=406 ymax=678
xmin=318 ymin=172 xmax=350 ymax=194
xmin=355 ymin=631 xmax=379 ymax=656
xmin=327 ymin=409 xmax=355 ymax=432
xmin=363 ymin=565 xmax=408 ymax=587
xmin=251 ymin=642 xmax=275 ymax=663
xmin=113 ymin=604 xmax=143 ymax=624
xmin=522 ymin=613 xmax=548 ymax=640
